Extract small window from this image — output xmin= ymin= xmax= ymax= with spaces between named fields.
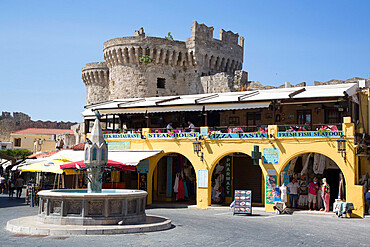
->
xmin=85 ymin=147 xmax=89 ymax=160
xmin=101 ymin=149 xmax=105 ymax=161
xmin=157 ymin=78 xmax=166 ymax=89
xmin=14 ymin=138 xmax=21 ymax=147
xmin=92 ymin=148 xmax=97 ymax=160
xmin=229 ymin=116 xmax=240 ymax=125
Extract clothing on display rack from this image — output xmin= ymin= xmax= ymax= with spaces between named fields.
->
xmin=280 ymin=184 xmax=288 ymax=203
xmin=273 ymin=186 xmax=281 ymax=202
xmin=173 ymin=173 xmax=179 ymax=193
xmin=288 ymin=157 xmax=299 ymax=176
xmin=301 ymin=153 xmax=312 ymax=176
xmin=177 ymin=179 xmax=185 ymax=200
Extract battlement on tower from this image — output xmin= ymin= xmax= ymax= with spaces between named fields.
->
xmin=82 ymin=21 xmax=246 ymax=105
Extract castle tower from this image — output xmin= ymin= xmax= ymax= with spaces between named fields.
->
xmin=82 ymin=62 xmax=109 ymax=105
xmin=84 ymin=116 xmax=108 ymax=193
xmin=83 ymin=21 xmax=247 ymax=105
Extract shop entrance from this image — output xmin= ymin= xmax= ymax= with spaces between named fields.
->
xmin=282 ymin=153 xmax=345 ymax=210
xmin=211 ymin=153 xmax=262 ymax=205
xmin=152 ymin=154 xmax=196 ymax=204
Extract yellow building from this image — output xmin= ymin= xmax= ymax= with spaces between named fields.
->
xmin=11 ymin=128 xmax=74 ymax=152
xmin=82 ymin=83 xmax=369 ymax=217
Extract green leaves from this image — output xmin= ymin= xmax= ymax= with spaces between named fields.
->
xmin=0 ymin=149 xmax=32 ymax=158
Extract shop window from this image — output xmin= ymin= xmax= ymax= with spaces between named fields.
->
xmin=92 ymin=148 xmax=97 ymax=160
xmin=297 ymin=110 xmax=312 ymax=124
xmin=229 ymin=116 xmax=240 ymax=125
xmin=14 ymin=138 xmax=21 ymax=147
xmin=157 ymin=78 xmax=166 ymax=89
xmin=325 ymin=108 xmax=341 ymax=124
xmin=247 ymin=112 xmax=261 ymax=126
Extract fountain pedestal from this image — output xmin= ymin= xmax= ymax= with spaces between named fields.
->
xmin=38 ymin=189 xmax=147 ymax=225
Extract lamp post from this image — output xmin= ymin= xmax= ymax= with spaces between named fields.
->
xmin=337 ymin=135 xmax=347 ymax=163
xmin=193 ymin=138 xmax=203 ymax=162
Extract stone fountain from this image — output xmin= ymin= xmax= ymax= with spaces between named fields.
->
xmin=7 ymin=115 xmax=171 ymax=235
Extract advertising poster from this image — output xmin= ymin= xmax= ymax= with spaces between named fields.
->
xmin=266 ymin=175 xmax=277 ymax=204
xmin=263 ymin=148 xmax=279 ymax=165
xmin=233 ymin=190 xmax=252 ymax=215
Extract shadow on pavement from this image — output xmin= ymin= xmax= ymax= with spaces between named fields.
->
xmin=0 ymin=192 xmax=28 ymax=209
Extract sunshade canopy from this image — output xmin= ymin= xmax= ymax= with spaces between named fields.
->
xmin=20 ymin=157 xmax=72 ymax=174
xmin=60 ymin=160 xmax=136 ymax=172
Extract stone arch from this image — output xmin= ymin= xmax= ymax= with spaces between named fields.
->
xmin=278 ymin=149 xmax=351 ymax=187
xmin=204 ymin=54 xmax=209 ymax=69
xmin=148 ymin=151 xmax=198 ymax=204
xmin=209 ymin=150 xmax=265 ymax=205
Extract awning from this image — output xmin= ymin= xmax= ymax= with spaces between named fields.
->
xmin=108 ymin=150 xmax=162 ymax=166
xmin=205 ymin=101 xmax=271 ymax=111
xmin=60 ymin=160 xmax=136 ymax=171
xmin=20 ymin=157 xmax=72 ymax=174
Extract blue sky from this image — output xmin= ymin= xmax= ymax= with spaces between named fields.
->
xmin=0 ymin=0 xmax=369 ymax=122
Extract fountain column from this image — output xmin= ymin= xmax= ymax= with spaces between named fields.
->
xmin=84 ymin=115 xmax=108 ymax=193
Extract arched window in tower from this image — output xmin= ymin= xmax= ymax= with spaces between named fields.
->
xmin=85 ymin=147 xmax=89 ymax=160
xmin=101 ymin=149 xmax=105 ymax=161
xmin=92 ymin=148 xmax=97 ymax=160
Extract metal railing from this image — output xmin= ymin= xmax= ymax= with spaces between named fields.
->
xmin=277 ymin=124 xmax=342 ymax=132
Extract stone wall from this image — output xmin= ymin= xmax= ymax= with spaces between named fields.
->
xmin=83 ymin=21 xmax=246 ymax=104
xmin=0 ymin=112 xmax=77 ymax=142
xmin=314 ymin=77 xmax=370 ymax=87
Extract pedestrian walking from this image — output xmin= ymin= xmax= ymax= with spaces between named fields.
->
xmin=15 ymin=176 xmax=24 ymax=199
xmin=308 ymin=177 xmax=319 ymax=210
xmin=0 ymin=174 xmax=6 ymax=194
xmin=321 ymin=178 xmax=330 ymax=212
xmin=7 ymin=177 xmax=15 ymax=198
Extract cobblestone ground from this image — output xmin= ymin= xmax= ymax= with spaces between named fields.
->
xmin=0 ymin=192 xmax=369 ymax=247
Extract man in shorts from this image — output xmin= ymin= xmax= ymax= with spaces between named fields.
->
xmin=308 ymin=177 xmax=319 ymax=210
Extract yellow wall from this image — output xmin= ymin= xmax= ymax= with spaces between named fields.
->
xmin=104 ymin=117 xmax=365 ymax=217
xmin=10 ymin=133 xmax=56 ymax=152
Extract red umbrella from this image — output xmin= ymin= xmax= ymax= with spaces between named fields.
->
xmin=60 ymin=160 xmax=136 ymax=172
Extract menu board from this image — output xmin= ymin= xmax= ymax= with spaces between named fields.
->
xmin=233 ymin=190 xmax=252 ymax=215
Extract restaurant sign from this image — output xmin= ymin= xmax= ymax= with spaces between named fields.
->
xmin=104 ymin=133 xmax=141 ymax=139
xmin=209 ymin=132 xmax=267 ymax=139
xmin=278 ymin=131 xmax=344 ymax=138
xmin=146 ymin=132 xmax=199 ymax=139
xmin=107 ymin=141 xmax=130 ymax=150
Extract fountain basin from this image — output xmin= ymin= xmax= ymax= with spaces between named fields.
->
xmin=38 ymin=189 xmax=147 ymax=225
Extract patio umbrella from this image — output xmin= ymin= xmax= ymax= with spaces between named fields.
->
xmin=60 ymin=160 xmax=136 ymax=172
xmin=19 ymin=157 xmax=72 ymax=174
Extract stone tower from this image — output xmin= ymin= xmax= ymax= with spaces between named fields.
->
xmin=84 ymin=116 xmax=108 ymax=193
xmin=82 ymin=21 xmax=247 ymax=105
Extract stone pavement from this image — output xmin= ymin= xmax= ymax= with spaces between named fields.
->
xmin=1 ymin=192 xmax=370 ymax=247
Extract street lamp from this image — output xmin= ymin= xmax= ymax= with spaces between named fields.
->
xmin=193 ymin=138 xmax=203 ymax=161
xmin=337 ymin=135 xmax=347 ymax=163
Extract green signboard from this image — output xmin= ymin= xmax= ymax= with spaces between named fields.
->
xmin=225 ymin=156 xmax=232 ymax=197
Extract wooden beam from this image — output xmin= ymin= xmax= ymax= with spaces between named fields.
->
xmin=289 ymin=88 xmax=306 ymax=98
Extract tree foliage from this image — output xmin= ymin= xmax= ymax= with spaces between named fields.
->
xmin=0 ymin=149 xmax=32 ymax=159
